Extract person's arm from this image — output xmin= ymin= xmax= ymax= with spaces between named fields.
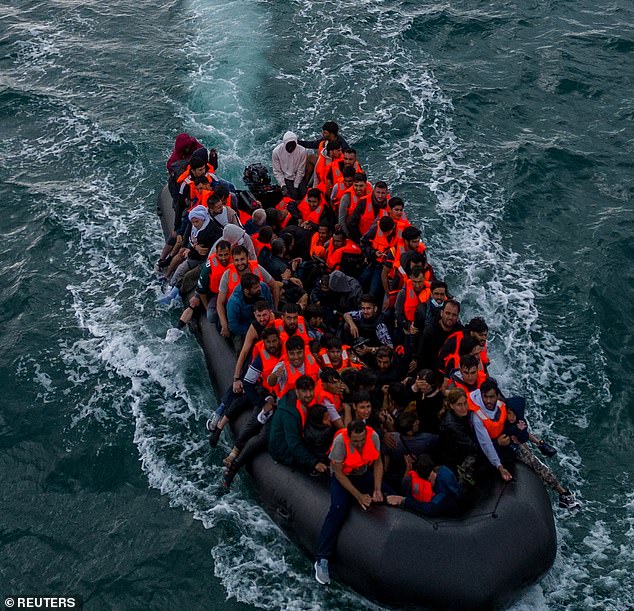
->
xmin=394 ymin=288 xmax=407 ymax=328
xmin=372 ymin=452 xmax=384 ymax=503
xmin=376 ymin=321 xmax=394 ymax=348
xmin=297 ymin=137 xmax=323 ymax=150
xmin=338 ymin=194 xmax=351 ymax=234
xmin=267 ymin=361 xmax=285 ymax=389
xmin=343 ymin=311 xmax=360 ymax=339
xmin=471 ymin=413 xmax=512 ymax=481
xmin=272 ymin=147 xmax=285 ymax=186
xmin=217 ymin=290 xmax=230 ymax=337
xmin=226 ymin=295 xmax=242 ymax=335
xmin=233 ymin=325 xmax=258 ymax=388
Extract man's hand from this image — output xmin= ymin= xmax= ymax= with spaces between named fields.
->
xmin=386 ymin=495 xmax=404 ymax=507
xmin=497 ymin=434 xmax=511 ymax=447
xmin=348 ymin=321 xmax=359 ymax=339
xmin=372 ymin=489 xmax=384 ymax=503
xmin=314 ymin=462 xmax=328 ymax=473
xmin=498 ymin=465 xmax=513 ymax=481
xmin=220 ymin=323 xmax=230 ymax=338
xmin=382 ymin=432 xmax=398 ymax=450
xmin=356 ymin=493 xmax=372 ymax=510
xmin=232 ymin=379 xmax=243 ymax=394
xmin=408 ymin=359 xmax=418 ymax=374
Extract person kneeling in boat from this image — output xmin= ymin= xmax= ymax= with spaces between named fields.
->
xmin=267 ymin=375 xmax=328 ymax=474
xmin=314 ymin=419 xmax=388 ymax=585
xmin=386 ymin=454 xmax=463 ymax=517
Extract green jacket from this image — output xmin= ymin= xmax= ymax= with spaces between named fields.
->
xmin=267 ymin=391 xmax=318 ymax=470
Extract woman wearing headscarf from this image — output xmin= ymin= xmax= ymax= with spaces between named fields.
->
xmin=210 ymin=224 xmax=257 ymax=261
xmin=160 ymin=205 xmax=218 ymax=304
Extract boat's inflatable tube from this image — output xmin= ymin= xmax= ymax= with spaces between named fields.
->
xmin=157 ymin=185 xmax=557 ymax=610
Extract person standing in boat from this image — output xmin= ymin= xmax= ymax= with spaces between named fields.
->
xmin=271 ymin=131 xmax=307 ymax=201
xmin=314 ymin=419 xmax=386 ymax=585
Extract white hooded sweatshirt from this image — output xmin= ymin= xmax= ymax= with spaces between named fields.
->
xmin=271 ymin=131 xmax=306 ymax=188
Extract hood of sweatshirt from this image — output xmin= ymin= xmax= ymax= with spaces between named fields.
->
xmin=282 ymin=131 xmax=298 ymax=145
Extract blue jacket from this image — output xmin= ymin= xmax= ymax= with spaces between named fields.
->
xmin=226 ymin=282 xmax=273 ymax=336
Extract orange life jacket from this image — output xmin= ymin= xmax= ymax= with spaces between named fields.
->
xmin=314 ymin=379 xmax=342 ymax=412
xmin=277 ymin=353 xmax=320 ymax=397
xmin=298 ymin=192 xmax=327 ymax=224
xmin=371 ymin=226 xmax=400 ymax=263
xmin=207 ymin=252 xmax=231 ymax=294
xmin=407 ymin=470 xmax=434 ymax=502
xmin=319 ymin=346 xmax=363 ymax=371
xmin=310 ymin=232 xmax=327 ymax=260
xmin=325 ymin=239 xmax=362 ymax=270
xmin=252 ymin=340 xmax=282 ymax=393
xmin=294 ymin=398 xmax=310 ymax=430
xmin=272 ymin=316 xmax=311 ymax=344
xmin=468 ymin=397 xmax=507 ymax=440
xmin=225 ymin=260 xmax=263 ymax=296
xmin=402 ymin=279 xmax=431 ymax=322
xmin=448 ymin=369 xmax=488 ymax=393
xmin=331 ymin=426 xmax=380 ymax=475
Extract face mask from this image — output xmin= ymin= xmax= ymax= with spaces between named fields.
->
xmin=431 ymin=299 xmax=444 ymax=307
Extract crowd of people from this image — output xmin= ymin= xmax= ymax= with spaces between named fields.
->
xmin=158 ymin=122 xmax=579 ymax=586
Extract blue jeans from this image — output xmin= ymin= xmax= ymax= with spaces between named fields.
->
xmin=316 ymin=471 xmax=392 ymax=560
xmin=358 ymin=266 xmax=384 ymax=302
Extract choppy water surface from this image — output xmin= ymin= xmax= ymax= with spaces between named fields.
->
xmin=1 ymin=0 xmax=632 ymax=609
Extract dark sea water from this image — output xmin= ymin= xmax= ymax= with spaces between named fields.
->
xmin=1 ymin=0 xmax=633 ymax=609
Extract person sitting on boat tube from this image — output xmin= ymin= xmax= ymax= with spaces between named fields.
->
xmin=226 ymin=272 xmax=274 ymax=353
xmin=267 ymin=374 xmax=329 ymax=475
xmin=314 ymin=419 xmax=388 ymax=586
xmin=467 ymin=380 xmax=513 ymax=482
xmin=216 ymin=244 xmax=280 ymax=340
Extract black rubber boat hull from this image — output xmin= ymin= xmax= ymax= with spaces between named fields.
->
xmin=157 ymin=185 xmax=557 ymax=610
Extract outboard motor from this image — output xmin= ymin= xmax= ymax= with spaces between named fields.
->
xmin=242 ymin=163 xmax=283 ymax=209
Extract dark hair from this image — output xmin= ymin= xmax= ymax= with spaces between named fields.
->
xmin=414 ymin=454 xmax=435 ymax=479
xmin=376 ymin=346 xmax=392 ymax=360
xmin=295 ymin=374 xmax=315 ymax=391
xmin=216 ymin=239 xmax=232 ymax=252
xmin=466 ymin=316 xmax=488 ymax=334
xmin=430 ymin=280 xmax=448 ymax=292
xmin=231 ymin=244 xmax=249 ymax=257
xmin=285 ymin=335 xmax=305 ymax=353
xmin=480 ymin=379 xmax=499 ymax=395
xmin=307 ymin=188 xmax=322 ymax=200
xmin=214 ymin=184 xmax=229 ymax=199
xmin=325 ymin=335 xmax=343 ymax=350
xmin=326 ymin=139 xmax=342 ymax=152
xmin=388 ymin=196 xmax=404 ymax=209
xmin=458 ymin=335 xmax=481 ymax=356
xmin=374 ymin=180 xmax=388 ymax=190
xmin=320 ymin=367 xmax=341 ymax=384
xmin=342 ymin=166 xmax=356 ymax=179
xmin=352 ymin=390 xmax=372 ymax=405
xmin=355 ymin=369 xmax=376 ymax=389
xmin=443 ymin=298 xmax=461 ymax=312
xmin=240 ymin=273 xmax=260 ymax=291
xmin=347 ymin=419 xmax=367 ymax=436
xmin=343 ymin=147 xmax=357 ymax=156
xmin=360 ymin=293 xmax=376 ymax=306
xmin=189 ymin=155 xmax=206 ymax=169
xmin=271 ymin=238 xmax=286 ymax=257
xmin=322 ymin=121 xmax=339 ymax=135
xmin=261 ymin=326 xmax=280 ymax=340
xmin=308 ymin=403 xmax=328 ymax=426
xmin=254 ymin=299 xmax=272 ymax=313
xmin=303 ymin=303 xmax=323 ymax=320
xmin=378 ymin=216 xmax=395 ymax=232
xmin=402 ymin=226 xmax=421 ymax=241
xmin=388 ymin=382 xmax=410 ymax=407
xmin=282 ymin=302 xmax=300 ymax=315
xmin=332 ymin=228 xmax=346 ymax=240
xmin=354 ymin=172 xmax=367 ymax=183
xmin=460 ymin=354 xmax=480 ymax=370
xmin=258 ymin=226 xmax=274 ymax=244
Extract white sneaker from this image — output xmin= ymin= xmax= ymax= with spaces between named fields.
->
xmin=314 ymin=559 xmax=330 ymax=585
xmin=206 ymin=412 xmax=220 ymax=432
